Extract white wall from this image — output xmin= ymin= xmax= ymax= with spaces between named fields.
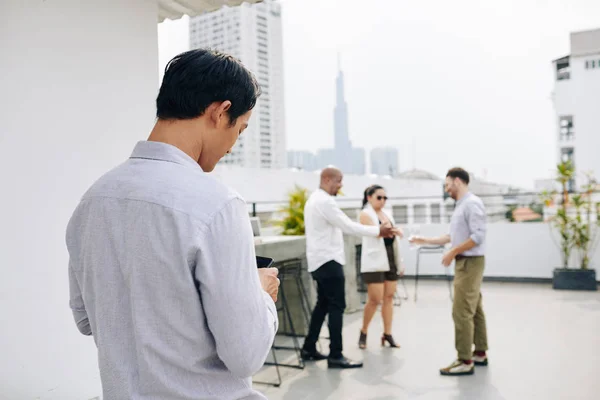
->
xmin=210 ymin=165 xmax=443 ymax=212
xmin=570 ymin=54 xmax=600 ymax=187
xmin=553 ymin=47 xmax=600 ymax=188
xmin=0 ymin=1 xmax=158 ymax=398
xmin=399 ymin=223 xmax=600 ymax=279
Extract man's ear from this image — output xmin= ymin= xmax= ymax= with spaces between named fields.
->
xmin=211 ymin=100 xmax=232 ymax=128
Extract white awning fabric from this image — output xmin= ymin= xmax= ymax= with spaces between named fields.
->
xmin=158 ymin=0 xmax=263 ymax=22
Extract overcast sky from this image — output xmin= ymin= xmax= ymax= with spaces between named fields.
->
xmin=158 ymin=0 xmax=600 ymax=188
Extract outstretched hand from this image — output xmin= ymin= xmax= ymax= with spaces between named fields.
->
xmin=392 ymin=227 xmax=404 ymax=238
xmin=379 ymin=222 xmax=394 ymax=238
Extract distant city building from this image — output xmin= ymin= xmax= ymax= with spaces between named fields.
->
xmin=315 ymin=148 xmax=335 ymax=170
xmin=552 ymin=27 xmax=600 ymax=190
xmin=370 ymin=147 xmax=399 ymax=175
xmin=287 ymin=150 xmax=317 ymax=171
xmin=293 ymin=61 xmax=366 ymax=175
xmin=331 ymin=61 xmax=365 ymax=175
xmin=534 ymin=178 xmax=558 ymax=193
xmin=189 ymin=0 xmax=286 ymax=169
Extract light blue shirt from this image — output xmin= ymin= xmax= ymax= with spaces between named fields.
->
xmin=66 ymin=141 xmax=277 ymax=400
xmin=449 ymin=192 xmax=486 ymax=256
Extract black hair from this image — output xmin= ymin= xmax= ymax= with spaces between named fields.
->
xmin=156 ymin=48 xmax=261 ymax=125
xmin=362 ymin=185 xmax=384 ymax=208
xmin=446 ymin=167 xmax=470 ymax=184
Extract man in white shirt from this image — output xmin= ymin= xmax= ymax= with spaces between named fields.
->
xmin=301 ymin=167 xmax=394 ymax=368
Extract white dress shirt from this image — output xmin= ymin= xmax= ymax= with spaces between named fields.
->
xmin=304 ymin=189 xmax=380 ymax=273
xmin=67 ymin=141 xmax=277 ymax=400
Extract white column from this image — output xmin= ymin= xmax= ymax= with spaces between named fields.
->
xmin=425 ymin=202 xmax=432 ymax=224
xmin=407 ymin=203 xmax=415 ymax=225
xmin=0 ymin=1 xmax=158 ymax=399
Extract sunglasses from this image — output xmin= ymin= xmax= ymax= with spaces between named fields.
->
xmin=377 ymin=196 xmax=388 ymax=201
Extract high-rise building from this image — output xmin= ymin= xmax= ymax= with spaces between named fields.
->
xmin=287 ymin=150 xmax=317 ymax=171
xmin=370 ymin=147 xmax=399 ymax=176
xmin=552 ymin=28 xmax=600 ymax=190
xmin=332 ymin=62 xmax=365 ymax=175
xmin=307 ymin=61 xmax=365 ymax=175
xmin=189 ymin=0 xmax=286 ymax=169
xmin=334 ymin=64 xmax=352 ymax=154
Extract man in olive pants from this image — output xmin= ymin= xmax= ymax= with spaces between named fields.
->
xmin=410 ymin=167 xmax=488 ymax=376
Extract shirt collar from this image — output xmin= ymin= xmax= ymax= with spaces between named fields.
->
xmin=456 ymin=191 xmax=472 ymax=206
xmin=318 ymin=188 xmax=331 ymax=197
xmin=130 ymin=141 xmax=203 ymax=171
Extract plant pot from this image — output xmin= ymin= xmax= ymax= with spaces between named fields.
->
xmin=552 ymin=268 xmax=597 ymax=291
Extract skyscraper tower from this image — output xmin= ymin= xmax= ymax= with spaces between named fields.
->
xmin=334 ymin=55 xmax=351 ymax=153
xmin=314 ymin=56 xmax=365 ymax=175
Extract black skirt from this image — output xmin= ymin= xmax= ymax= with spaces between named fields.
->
xmin=361 ymin=243 xmax=399 ymax=284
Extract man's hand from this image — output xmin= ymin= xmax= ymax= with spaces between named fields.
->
xmin=258 ymin=267 xmax=280 ymax=302
xmin=408 ymin=235 xmax=427 ymax=245
xmin=379 ymin=222 xmax=394 ymax=238
xmin=392 ymin=227 xmax=404 ymax=238
xmin=441 ymin=250 xmax=457 ymax=267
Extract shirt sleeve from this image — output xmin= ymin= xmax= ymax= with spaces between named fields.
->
xmin=68 ymin=259 xmax=92 ymax=336
xmin=195 ymin=198 xmax=278 ymax=378
xmin=318 ymin=197 xmax=380 ymax=237
xmin=466 ymin=200 xmax=486 ymax=245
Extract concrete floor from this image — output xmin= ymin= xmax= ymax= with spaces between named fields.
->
xmin=254 ymin=281 xmax=600 ymax=400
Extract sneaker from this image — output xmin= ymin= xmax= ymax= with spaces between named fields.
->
xmin=440 ymin=359 xmax=475 ymax=376
xmin=473 ymin=353 xmax=488 ymax=366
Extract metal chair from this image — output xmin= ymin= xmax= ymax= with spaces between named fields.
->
xmin=255 ymin=259 xmax=309 ymax=387
xmin=414 ymin=245 xmax=453 ymax=302
xmin=265 ymin=259 xmax=309 ymax=370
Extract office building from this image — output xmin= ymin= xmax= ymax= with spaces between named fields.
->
xmin=370 ymin=147 xmax=399 ymax=175
xmin=189 ymin=0 xmax=286 ymax=168
xmin=552 ymin=28 xmax=600 ymax=190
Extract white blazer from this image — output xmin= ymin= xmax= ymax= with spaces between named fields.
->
xmin=359 ymin=204 xmax=403 ymax=274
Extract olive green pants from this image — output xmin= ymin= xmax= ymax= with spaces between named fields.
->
xmin=453 ymin=255 xmax=488 ymax=361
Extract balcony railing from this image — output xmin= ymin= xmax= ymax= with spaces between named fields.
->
xmin=247 ymin=191 xmax=573 ymax=226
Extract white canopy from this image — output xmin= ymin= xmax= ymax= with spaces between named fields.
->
xmin=158 ymin=0 xmax=263 ymax=22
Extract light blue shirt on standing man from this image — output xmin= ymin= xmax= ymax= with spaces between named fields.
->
xmin=66 ymin=141 xmax=278 ymax=400
xmin=449 ymin=192 xmax=487 ymax=256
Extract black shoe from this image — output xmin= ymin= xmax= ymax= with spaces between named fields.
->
xmin=327 ymin=356 xmax=363 ymax=369
xmin=358 ymin=330 xmax=367 ymax=349
xmin=381 ymin=333 xmax=400 ymax=348
xmin=301 ymin=349 xmax=328 ymax=361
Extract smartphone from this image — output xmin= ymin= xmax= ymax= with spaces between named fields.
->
xmin=256 ymin=256 xmax=274 ymax=269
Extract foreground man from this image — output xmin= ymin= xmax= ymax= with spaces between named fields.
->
xmin=67 ymin=49 xmax=279 ymax=399
xmin=410 ymin=167 xmax=488 ymax=376
xmin=301 ymin=167 xmax=394 ymax=369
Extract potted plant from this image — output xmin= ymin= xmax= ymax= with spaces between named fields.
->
xmin=544 ymin=161 xmax=599 ymax=291
xmin=273 ymin=185 xmax=309 ymax=236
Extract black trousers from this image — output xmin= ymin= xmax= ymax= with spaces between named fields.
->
xmin=303 ymin=260 xmax=346 ymax=359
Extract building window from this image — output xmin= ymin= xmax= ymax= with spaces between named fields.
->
xmin=555 ymin=57 xmax=570 ymax=80
xmin=413 ymin=204 xmax=427 ymax=224
xmin=445 ymin=203 xmax=454 ymax=223
xmin=391 ymin=205 xmax=408 ymax=224
xmin=431 ymin=204 xmax=441 ymax=223
xmin=559 ymin=116 xmax=574 ymax=141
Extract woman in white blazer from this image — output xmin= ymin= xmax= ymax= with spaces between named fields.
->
xmin=358 ymin=185 xmax=404 ymax=349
